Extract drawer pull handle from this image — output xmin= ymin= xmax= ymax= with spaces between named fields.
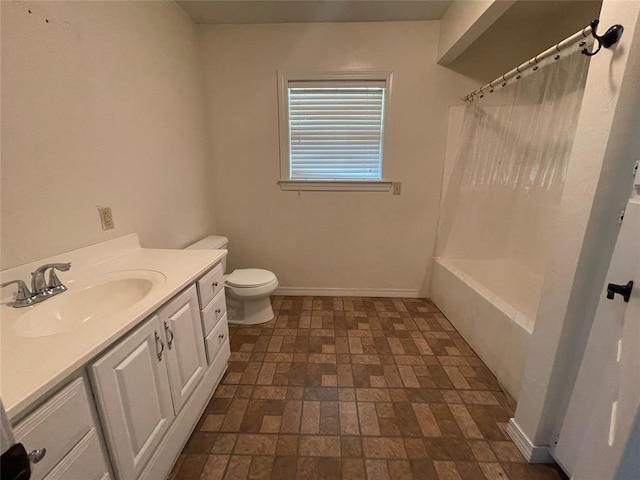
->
xmin=164 ymin=321 xmax=174 ymax=349
xmin=154 ymin=331 xmax=165 ymax=361
xmin=212 ymin=281 xmax=219 ymax=288
xmin=215 ymin=308 xmax=222 ymax=314
xmin=28 ymin=448 xmax=46 ymax=464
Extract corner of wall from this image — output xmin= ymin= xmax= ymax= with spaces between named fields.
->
xmin=437 ymin=0 xmax=515 ymax=64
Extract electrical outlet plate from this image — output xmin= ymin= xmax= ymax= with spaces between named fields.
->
xmin=392 ymin=182 xmax=402 ymax=195
xmin=98 ymin=207 xmax=114 ymax=230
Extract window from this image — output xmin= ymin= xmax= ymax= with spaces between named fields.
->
xmin=278 ymin=72 xmax=393 ymax=191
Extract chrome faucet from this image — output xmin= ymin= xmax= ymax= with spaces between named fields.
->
xmin=0 ymin=263 xmax=71 ymax=308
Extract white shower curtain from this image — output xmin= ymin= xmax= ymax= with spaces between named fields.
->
xmin=435 ymin=42 xmax=591 ymax=318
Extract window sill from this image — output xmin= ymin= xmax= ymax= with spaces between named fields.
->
xmin=278 ymin=180 xmax=393 ymax=192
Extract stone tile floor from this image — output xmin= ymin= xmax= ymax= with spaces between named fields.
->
xmin=170 ymin=296 xmax=567 ymax=480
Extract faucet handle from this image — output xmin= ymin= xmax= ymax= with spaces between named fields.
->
xmin=47 ymin=269 xmax=67 ymax=292
xmin=38 ymin=263 xmax=71 ymax=273
xmin=0 ymin=280 xmax=33 ymax=305
xmin=31 ymin=263 xmax=71 ymax=294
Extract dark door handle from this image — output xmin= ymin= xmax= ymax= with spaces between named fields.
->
xmin=606 ymin=281 xmax=634 ymax=303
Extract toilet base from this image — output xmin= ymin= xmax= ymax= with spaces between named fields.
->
xmin=227 ymin=295 xmax=275 ymax=325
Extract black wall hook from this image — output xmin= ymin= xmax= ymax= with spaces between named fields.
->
xmin=582 ymin=19 xmax=624 ymax=56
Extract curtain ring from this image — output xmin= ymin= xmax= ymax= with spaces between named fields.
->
xmin=531 ymin=58 xmax=539 ymax=71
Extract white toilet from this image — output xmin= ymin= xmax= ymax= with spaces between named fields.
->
xmin=186 ymin=236 xmax=278 ymax=325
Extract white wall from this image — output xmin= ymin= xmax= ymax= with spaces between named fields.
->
xmin=1 ymin=1 xmax=213 ymax=269
xmin=197 ymin=21 xmax=476 ymax=296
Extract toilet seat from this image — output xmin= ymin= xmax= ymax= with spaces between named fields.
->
xmin=225 ymin=278 xmax=278 ymax=299
xmin=226 ymin=268 xmax=276 ymax=288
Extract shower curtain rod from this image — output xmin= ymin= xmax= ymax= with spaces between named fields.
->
xmin=462 ymin=23 xmax=594 ymax=102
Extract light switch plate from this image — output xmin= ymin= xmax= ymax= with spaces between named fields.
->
xmin=392 ymin=182 xmax=402 ymax=195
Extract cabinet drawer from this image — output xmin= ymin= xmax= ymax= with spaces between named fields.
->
xmin=43 ymin=428 xmax=110 ymax=480
xmin=196 ymin=262 xmax=224 ymax=309
xmin=14 ymin=377 xmax=95 ymax=480
xmin=201 ymin=290 xmax=226 ymax=337
xmin=205 ymin=315 xmax=229 ymax=365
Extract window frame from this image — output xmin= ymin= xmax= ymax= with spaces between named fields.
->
xmin=277 ymin=71 xmax=393 ymax=192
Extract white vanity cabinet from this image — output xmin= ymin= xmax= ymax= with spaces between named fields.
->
xmin=1 ymin=238 xmax=230 ymax=480
xmin=89 ymin=314 xmax=175 ymax=480
xmin=90 ymin=270 xmax=229 ymax=480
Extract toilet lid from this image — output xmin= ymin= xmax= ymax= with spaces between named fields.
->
xmin=226 ymin=269 xmax=276 ymax=287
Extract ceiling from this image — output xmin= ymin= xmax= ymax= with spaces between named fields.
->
xmin=177 ymin=0 xmax=453 ymax=25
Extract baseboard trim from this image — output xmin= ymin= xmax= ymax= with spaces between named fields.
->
xmin=274 ymin=287 xmax=423 ymax=298
xmin=506 ymin=418 xmax=555 ymax=464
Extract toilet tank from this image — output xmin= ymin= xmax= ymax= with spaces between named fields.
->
xmin=185 ymin=235 xmax=229 ymax=272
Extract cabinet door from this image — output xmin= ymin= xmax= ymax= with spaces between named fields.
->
xmin=90 ymin=316 xmax=174 ymax=480
xmin=159 ymin=285 xmax=207 ymax=414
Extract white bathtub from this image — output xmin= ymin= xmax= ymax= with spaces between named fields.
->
xmin=430 ymin=257 xmax=541 ymax=400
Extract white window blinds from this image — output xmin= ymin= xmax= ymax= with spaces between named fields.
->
xmin=287 ymin=80 xmax=386 ymax=180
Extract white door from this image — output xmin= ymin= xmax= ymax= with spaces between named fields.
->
xmin=159 ymin=286 xmax=207 ymax=414
xmin=90 ymin=316 xmax=174 ymax=480
xmin=554 ymin=184 xmax=640 ymax=478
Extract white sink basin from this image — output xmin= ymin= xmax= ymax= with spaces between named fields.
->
xmin=13 ymin=270 xmax=166 ymax=338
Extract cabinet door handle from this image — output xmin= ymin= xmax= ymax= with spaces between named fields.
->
xmin=218 ymin=333 xmax=225 ymax=340
xmin=164 ymin=321 xmax=174 ymax=349
xmin=215 ymin=308 xmax=222 ymax=314
xmin=28 ymin=448 xmax=47 ymax=464
xmin=154 ymin=331 xmax=165 ymax=361
xmin=212 ymin=281 xmax=219 ymax=288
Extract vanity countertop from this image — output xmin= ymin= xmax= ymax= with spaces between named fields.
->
xmin=0 ymin=234 xmax=226 ymax=420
